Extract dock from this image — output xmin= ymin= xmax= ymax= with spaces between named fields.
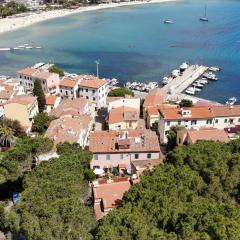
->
xmin=161 ymin=64 xmax=208 ymax=95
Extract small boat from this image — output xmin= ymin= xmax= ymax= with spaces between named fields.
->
xmin=226 ymin=97 xmax=237 ymax=105
xmin=25 ymin=46 xmax=33 ymax=49
xmin=162 ymin=77 xmax=169 ymax=85
xmin=171 ymin=69 xmax=180 ymax=78
xmin=200 ymin=5 xmax=208 ymax=21
xmin=193 ymin=82 xmax=204 ymax=88
xmin=0 ymin=48 xmax=11 ymax=51
xmin=35 ymin=46 xmax=42 ymax=49
xmin=179 ymin=62 xmax=188 ymax=72
xmin=209 ymin=66 xmax=220 ymax=72
xmin=185 ymin=88 xmax=195 ymax=95
xmin=18 ymin=45 xmax=25 ymax=48
xmin=197 ymin=79 xmax=208 ymax=84
xmin=164 ymin=20 xmax=172 ymax=24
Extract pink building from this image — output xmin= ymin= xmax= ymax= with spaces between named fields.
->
xmin=89 ymin=129 xmax=161 ymax=174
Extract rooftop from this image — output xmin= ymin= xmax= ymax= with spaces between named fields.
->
xmin=59 ymin=78 xmax=77 ymax=88
xmin=17 ymin=67 xmax=37 ymax=76
xmin=143 ymin=88 xmax=164 ymax=108
xmin=6 ymin=94 xmax=37 ymax=106
xmin=78 ymin=76 xmax=108 ymax=89
xmin=45 ymin=95 xmax=57 ymax=105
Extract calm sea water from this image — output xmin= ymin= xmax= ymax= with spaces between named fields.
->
xmin=0 ymin=0 xmax=240 ymax=103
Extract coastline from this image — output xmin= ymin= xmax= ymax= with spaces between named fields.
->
xmin=0 ymin=0 xmax=175 ymax=35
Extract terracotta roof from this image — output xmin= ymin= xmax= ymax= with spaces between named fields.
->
xmin=93 ymin=179 xmax=131 ymax=210
xmin=147 ymin=106 xmax=159 ymax=116
xmin=17 ymin=67 xmax=37 ymax=76
xmin=6 ymin=94 xmax=37 ymax=106
xmin=79 ymin=77 xmax=107 ymax=89
xmin=107 ymin=97 xmax=124 ymax=104
xmin=89 ymin=129 xmax=160 ymax=153
xmin=59 ymin=78 xmax=77 ymax=88
xmin=45 ymin=95 xmax=57 ymax=105
xmin=186 ymin=128 xmax=230 ymax=143
xmin=143 ymin=88 xmax=164 ymax=108
xmin=50 ymin=98 xmax=88 ymax=118
xmin=109 ymin=106 xmax=139 ymax=124
xmin=160 ymin=105 xmax=240 ymax=120
xmin=0 ymin=90 xmax=14 ymax=100
xmin=33 ymin=71 xmax=52 ymax=80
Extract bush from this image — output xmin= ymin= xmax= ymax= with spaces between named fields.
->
xmin=179 ymin=99 xmax=193 ymax=107
xmin=48 ymin=65 xmax=64 ymax=77
xmin=108 ymin=87 xmax=134 ymax=97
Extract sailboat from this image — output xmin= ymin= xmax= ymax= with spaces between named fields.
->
xmin=200 ymin=5 xmax=208 ymax=22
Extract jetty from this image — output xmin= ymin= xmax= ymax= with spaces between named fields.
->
xmin=161 ymin=64 xmax=208 ymax=95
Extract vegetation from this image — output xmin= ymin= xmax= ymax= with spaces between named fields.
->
xmin=108 ymin=87 xmax=134 ymax=97
xmin=179 ymin=99 xmax=193 ymax=107
xmin=33 ymin=79 xmax=46 ymax=112
xmin=166 ymin=125 xmax=185 ymax=151
xmin=96 ymin=140 xmax=240 ymax=240
xmin=6 ymin=143 xmax=95 ymax=239
xmin=32 ymin=112 xmax=55 ymax=134
xmin=48 ymin=65 xmax=64 ymax=77
xmin=0 ymin=1 xmax=28 ymax=18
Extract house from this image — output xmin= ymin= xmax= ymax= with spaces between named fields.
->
xmin=45 ymin=95 xmax=61 ymax=113
xmin=92 ymin=177 xmax=134 ymax=220
xmin=4 ymin=95 xmax=38 ymax=132
xmin=159 ymin=105 xmax=240 ymax=143
xmin=45 ymin=115 xmax=93 ymax=149
xmin=78 ymin=75 xmax=108 ymax=109
xmin=89 ymin=129 xmax=161 ymax=173
xmin=17 ymin=67 xmax=60 ymax=94
xmin=107 ymin=95 xmax=140 ymax=112
xmin=59 ymin=78 xmax=78 ymax=99
xmin=108 ymin=106 xmax=140 ymax=130
xmin=177 ymin=128 xmax=230 ymax=146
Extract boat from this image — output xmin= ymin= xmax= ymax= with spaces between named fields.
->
xmin=203 ymin=72 xmax=218 ymax=81
xmin=171 ymin=69 xmax=180 ymax=78
xmin=0 ymin=48 xmax=11 ymax=51
xmin=200 ymin=5 xmax=208 ymax=21
xmin=226 ymin=97 xmax=237 ymax=105
xmin=209 ymin=66 xmax=220 ymax=72
xmin=185 ymin=88 xmax=195 ymax=95
xmin=18 ymin=45 xmax=25 ymax=48
xmin=35 ymin=46 xmax=42 ymax=49
xmin=193 ymin=82 xmax=204 ymax=88
xmin=164 ymin=20 xmax=172 ymax=24
xmin=162 ymin=77 xmax=169 ymax=85
xmin=197 ymin=79 xmax=208 ymax=84
xmin=25 ymin=46 xmax=33 ymax=49
xmin=179 ymin=62 xmax=188 ymax=73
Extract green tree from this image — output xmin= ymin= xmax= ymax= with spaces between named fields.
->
xmin=179 ymin=99 xmax=193 ymax=107
xmin=166 ymin=125 xmax=185 ymax=151
xmin=48 ymin=65 xmax=64 ymax=77
xmin=32 ymin=112 xmax=54 ymax=134
xmin=33 ymin=79 xmax=46 ymax=112
xmin=0 ymin=124 xmax=15 ymax=148
xmin=108 ymin=87 xmax=134 ymax=97
xmin=0 ymin=118 xmax=25 ymax=137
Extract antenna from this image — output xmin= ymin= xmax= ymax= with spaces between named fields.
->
xmin=95 ymin=59 xmax=100 ymax=78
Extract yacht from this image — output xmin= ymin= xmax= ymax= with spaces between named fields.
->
xmin=179 ymin=62 xmax=188 ymax=73
xmin=35 ymin=46 xmax=42 ymax=49
xmin=197 ymin=79 xmax=208 ymax=84
xmin=164 ymin=20 xmax=172 ymax=24
xmin=25 ymin=46 xmax=33 ymax=49
xmin=0 ymin=48 xmax=11 ymax=51
xmin=171 ymin=69 xmax=180 ymax=78
xmin=200 ymin=5 xmax=208 ymax=21
xmin=209 ymin=66 xmax=220 ymax=72
xmin=185 ymin=88 xmax=195 ymax=95
xmin=226 ymin=97 xmax=237 ymax=105
xmin=193 ymin=82 xmax=204 ymax=88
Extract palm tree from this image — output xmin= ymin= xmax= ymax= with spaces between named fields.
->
xmin=0 ymin=124 xmax=16 ymax=148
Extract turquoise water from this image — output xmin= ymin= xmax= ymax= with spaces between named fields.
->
xmin=0 ymin=0 xmax=240 ymax=103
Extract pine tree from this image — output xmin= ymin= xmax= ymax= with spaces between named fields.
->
xmin=33 ymin=79 xmax=46 ymax=112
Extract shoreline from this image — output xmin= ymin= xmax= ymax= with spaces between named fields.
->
xmin=0 ymin=0 xmax=175 ymax=36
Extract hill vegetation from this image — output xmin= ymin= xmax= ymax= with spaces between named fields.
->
xmin=0 ymin=1 xmax=28 ymax=18
xmin=108 ymin=87 xmax=134 ymax=97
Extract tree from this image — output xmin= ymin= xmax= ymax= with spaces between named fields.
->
xmin=179 ymin=99 xmax=193 ymax=107
xmin=33 ymin=79 xmax=46 ymax=112
xmin=108 ymin=87 xmax=134 ymax=97
xmin=0 ymin=118 xmax=25 ymax=137
xmin=166 ymin=125 xmax=185 ymax=151
xmin=31 ymin=112 xmax=54 ymax=134
xmin=0 ymin=124 xmax=15 ymax=148
xmin=48 ymin=65 xmax=64 ymax=77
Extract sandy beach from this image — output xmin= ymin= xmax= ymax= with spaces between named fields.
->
xmin=0 ymin=0 xmax=175 ymax=35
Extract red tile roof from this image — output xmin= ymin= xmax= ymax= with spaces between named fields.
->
xmin=79 ymin=77 xmax=107 ymax=89
xmin=17 ymin=67 xmax=37 ymax=76
xmin=45 ymin=95 xmax=57 ymax=105
xmin=143 ymin=88 xmax=164 ymax=108
xmin=59 ymin=78 xmax=77 ymax=88
xmin=6 ymin=94 xmax=37 ymax=106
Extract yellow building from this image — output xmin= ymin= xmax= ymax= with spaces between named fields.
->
xmin=4 ymin=95 xmax=39 ymax=132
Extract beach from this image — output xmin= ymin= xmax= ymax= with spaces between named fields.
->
xmin=0 ymin=0 xmax=175 ymax=34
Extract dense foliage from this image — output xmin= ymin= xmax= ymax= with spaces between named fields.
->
xmin=32 ymin=112 xmax=55 ymax=133
xmin=108 ymin=87 xmax=134 ymax=97
xmin=179 ymin=99 xmax=193 ymax=107
xmin=96 ymin=140 xmax=240 ymax=239
xmin=0 ymin=1 xmax=28 ymax=18
xmin=33 ymin=79 xmax=46 ymax=112
xmin=48 ymin=65 xmax=64 ymax=77
xmin=166 ymin=125 xmax=185 ymax=151
xmin=6 ymin=143 xmax=95 ymax=239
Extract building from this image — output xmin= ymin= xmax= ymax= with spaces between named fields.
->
xmin=4 ymin=95 xmax=38 ymax=132
xmin=108 ymin=106 xmax=140 ymax=130
xmin=107 ymin=96 xmax=140 ymax=112
xmin=89 ymin=129 xmax=161 ymax=173
xmin=7 ymin=0 xmax=42 ymax=9
xmin=78 ymin=75 xmax=108 ymax=109
xmin=59 ymin=78 xmax=78 ymax=99
xmin=45 ymin=95 xmax=61 ymax=113
xmin=159 ymin=105 xmax=240 ymax=143
xmin=177 ymin=128 xmax=230 ymax=146
xmin=45 ymin=115 xmax=93 ymax=149
xmin=92 ymin=177 xmax=134 ymax=220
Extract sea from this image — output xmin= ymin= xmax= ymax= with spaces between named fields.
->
xmin=0 ymin=0 xmax=240 ymax=103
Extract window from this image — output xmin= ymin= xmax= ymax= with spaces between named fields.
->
xmin=229 ymin=119 xmax=234 ymax=124
xmin=165 ymin=130 xmax=169 ymax=135
xmin=238 ymin=118 xmax=240 ymax=122
xmin=224 ymin=119 xmax=228 ymax=123
xmin=20 ymin=75 xmax=22 ymax=78
xmin=92 ymin=90 xmax=95 ymax=94
xmin=207 ymin=119 xmax=212 ymax=124
xmin=167 ymin=121 xmax=170 ymax=126
xmin=191 ymin=120 xmax=197 ymax=125
xmin=106 ymin=154 xmax=110 ymax=160
xmin=147 ymin=153 xmax=151 ymax=159
xmin=134 ymin=154 xmax=139 ymax=159
xmin=94 ymin=154 xmax=98 ymax=160
xmin=120 ymin=154 xmax=123 ymax=159
xmin=86 ymin=89 xmax=88 ymax=92
xmin=60 ymin=89 xmax=62 ymax=93
xmin=71 ymin=91 xmax=73 ymax=94
xmin=178 ymin=121 xmax=181 ymax=125
xmin=215 ymin=119 xmax=219 ymax=124
xmin=86 ymin=96 xmax=89 ymax=99
xmin=65 ymin=91 xmax=68 ymax=95
xmin=93 ymin=97 xmax=96 ymax=101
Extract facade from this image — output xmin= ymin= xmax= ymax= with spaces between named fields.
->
xmin=45 ymin=95 xmax=61 ymax=113
xmin=107 ymin=96 xmax=140 ymax=112
xmin=78 ymin=76 xmax=108 ymax=109
xmin=89 ymin=129 xmax=161 ymax=173
xmin=159 ymin=105 xmax=240 ymax=143
xmin=4 ymin=95 xmax=38 ymax=132
xmin=59 ymin=78 xmax=78 ymax=99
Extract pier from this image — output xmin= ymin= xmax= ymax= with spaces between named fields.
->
xmin=161 ymin=64 xmax=208 ymax=95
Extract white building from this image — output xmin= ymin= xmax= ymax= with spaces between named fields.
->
xmin=59 ymin=78 xmax=78 ymax=99
xmin=107 ymin=96 xmax=140 ymax=112
xmin=159 ymin=105 xmax=240 ymax=143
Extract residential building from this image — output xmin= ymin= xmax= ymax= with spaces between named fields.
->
xmin=89 ymin=129 xmax=161 ymax=173
xmin=108 ymin=106 xmax=140 ymax=130
xmin=78 ymin=75 xmax=108 ymax=109
xmin=177 ymin=128 xmax=230 ymax=146
xmin=59 ymin=78 xmax=78 ymax=99
xmin=4 ymin=95 xmax=38 ymax=132
xmin=7 ymin=0 xmax=42 ymax=9
xmin=45 ymin=95 xmax=61 ymax=113
xmin=159 ymin=105 xmax=240 ymax=143
xmin=45 ymin=115 xmax=93 ymax=149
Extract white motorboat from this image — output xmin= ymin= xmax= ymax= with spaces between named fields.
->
xmin=18 ymin=45 xmax=25 ymax=48
xmin=185 ymin=88 xmax=195 ymax=95
xmin=0 ymin=48 xmax=11 ymax=51
xmin=203 ymin=72 xmax=218 ymax=81
xmin=193 ymin=82 xmax=204 ymax=88
xmin=197 ymin=79 xmax=208 ymax=84
xmin=209 ymin=66 xmax=220 ymax=72
xmin=226 ymin=97 xmax=237 ymax=105
xmin=164 ymin=20 xmax=172 ymax=24
xmin=25 ymin=46 xmax=33 ymax=49
xmin=171 ymin=69 xmax=180 ymax=78
xmin=35 ymin=46 xmax=42 ymax=49
xmin=180 ymin=62 xmax=188 ymax=72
